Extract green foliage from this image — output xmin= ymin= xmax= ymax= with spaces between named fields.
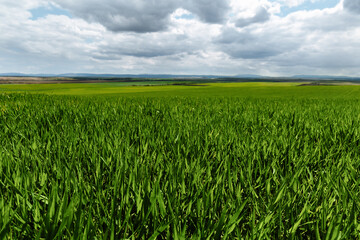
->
xmin=1 ymin=93 xmax=360 ymax=239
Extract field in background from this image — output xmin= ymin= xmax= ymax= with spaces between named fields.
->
xmin=1 ymin=83 xmax=360 ymax=238
xmin=1 ymin=82 xmax=360 ymax=98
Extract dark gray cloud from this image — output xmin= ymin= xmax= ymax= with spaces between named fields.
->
xmin=54 ymin=1 xmax=176 ymax=33
xmin=54 ymin=0 xmax=230 ymax=33
xmin=216 ymin=27 xmax=301 ymax=59
xmin=215 ymin=28 xmax=278 ymax=59
xmin=92 ymin=33 xmax=195 ymax=59
xmin=185 ymin=0 xmax=230 ymax=23
xmin=93 ymin=45 xmax=186 ymax=59
xmin=343 ymin=0 xmax=360 ymax=14
xmin=236 ymin=7 xmax=270 ymax=28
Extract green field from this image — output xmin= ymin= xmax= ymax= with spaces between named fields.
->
xmin=1 ymin=83 xmax=360 ymax=239
xmin=1 ymin=82 xmax=360 ymax=98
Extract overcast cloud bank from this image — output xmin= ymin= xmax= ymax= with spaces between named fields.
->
xmin=0 ymin=0 xmax=360 ymax=76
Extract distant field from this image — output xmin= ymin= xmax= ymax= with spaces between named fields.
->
xmin=0 ymin=77 xmax=75 ymax=84
xmin=1 ymin=83 xmax=360 ymax=238
xmin=1 ymin=82 xmax=360 ymax=98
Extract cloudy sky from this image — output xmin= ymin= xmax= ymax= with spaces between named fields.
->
xmin=1 ymin=0 xmax=360 ymax=76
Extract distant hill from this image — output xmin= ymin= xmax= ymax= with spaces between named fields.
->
xmin=0 ymin=73 xmax=227 ymax=79
xmin=0 ymin=73 xmax=29 ymax=77
xmin=291 ymin=75 xmax=360 ymax=80
xmin=1 ymin=73 xmax=360 ymax=81
xmin=60 ymin=73 xmax=230 ymax=79
xmin=233 ymin=74 xmax=270 ymax=79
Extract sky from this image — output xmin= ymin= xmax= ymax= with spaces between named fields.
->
xmin=1 ymin=0 xmax=360 ymax=76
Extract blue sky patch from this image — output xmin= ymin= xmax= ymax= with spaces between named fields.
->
xmin=30 ymin=5 xmax=72 ymax=20
xmin=272 ymin=0 xmax=340 ymax=17
xmin=175 ymin=13 xmax=195 ymax=20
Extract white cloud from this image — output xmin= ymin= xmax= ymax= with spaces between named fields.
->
xmin=2 ymin=0 xmax=360 ymax=76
